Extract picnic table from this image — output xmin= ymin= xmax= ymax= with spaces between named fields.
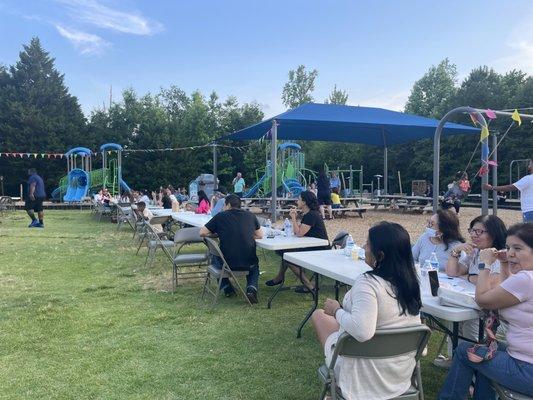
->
xmin=284 ymin=249 xmax=481 ymax=344
xmin=369 ymin=194 xmax=433 ymax=213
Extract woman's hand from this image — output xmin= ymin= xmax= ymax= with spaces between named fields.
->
xmin=479 ymin=248 xmax=497 ymax=265
xmin=453 ymin=243 xmax=476 ymax=255
xmin=324 ymin=298 xmax=341 ymax=316
xmin=289 ymin=207 xmax=298 ymax=219
xmin=495 ymin=249 xmax=508 ymax=264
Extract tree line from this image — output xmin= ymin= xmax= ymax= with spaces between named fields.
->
xmin=0 ymin=39 xmax=531 ymax=197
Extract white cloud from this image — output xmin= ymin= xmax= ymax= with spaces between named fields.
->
xmin=493 ymin=14 xmax=533 ymax=73
xmin=57 ymin=0 xmax=163 ymax=35
xmin=55 ymin=25 xmax=111 ymax=55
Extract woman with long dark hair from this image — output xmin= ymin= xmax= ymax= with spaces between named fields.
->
xmin=265 ymin=190 xmax=329 ymax=292
xmin=312 ymin=222 xmax=422 ymax=399
xmin=195 ymin=190 xmax=211 ymax=214
xmin=412 ymin=209 xmax=465 ymax=270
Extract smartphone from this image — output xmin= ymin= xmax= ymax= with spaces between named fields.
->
xmin=428 ymin=270 xmax=440 ymax=297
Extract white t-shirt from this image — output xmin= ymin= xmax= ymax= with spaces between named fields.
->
xmin=514 ymin=174 xmax=533 ymax=213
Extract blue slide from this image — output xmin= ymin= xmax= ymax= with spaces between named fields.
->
xmin=243 ymin=173 xmax=267 ymax=198
xmin=282 ymin=178 xmax=305 ymax=197
xmin=63 ymin=169 xmax=89 ymax=202
xmin=120 ymin=179 xmax=131 ymax=193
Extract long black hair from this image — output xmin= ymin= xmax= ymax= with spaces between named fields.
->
xmin=299 ymin=190 xmax=319 ymax=211
xmin=469 ymin=215 xmax=507 ymax=250
xmin=436 ymin=209 xmax=465 ymax=250
xmin=367 ymin=222 xmax=422 ymax=316
xmin=197 ymin=190 xmax=210 ymax=204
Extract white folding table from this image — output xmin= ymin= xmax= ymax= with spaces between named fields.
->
xmin=284 ymin=249 xmax=481 ymax=343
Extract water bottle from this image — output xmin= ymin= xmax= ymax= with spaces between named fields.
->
xmin=429 ymin=252 xmax=439 ymax=271
xmin=266 ymin=219 xmax=272 ymax=230
xmin=344 ymin=234 xmax=355 ymax=257
xmin=420 ymin=259 xmax=431 ymax=294
xmin=284 ymin=218 xmax=292 ymax=237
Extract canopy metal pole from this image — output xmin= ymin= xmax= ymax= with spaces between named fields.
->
xmin=270 ymin=120 xmax=278 ymax=221
xmin=433 ymin=106 xmax=488 ymax=215
xmin=492 ymin=132 xmax=498 ymax=216
xmin=383 ymin=146 xmax=388 ymax=195
xmin=382 ymin=129 xmax=388 ymax=195
xmin=212 ymin=144 xmax=218 ymax=190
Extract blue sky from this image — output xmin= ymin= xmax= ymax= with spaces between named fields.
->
xmin=1 ymin=0 xmax=532 ymax=117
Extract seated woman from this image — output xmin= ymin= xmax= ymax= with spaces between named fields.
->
xmin=439 ymin=222 xmax=533 ymax=399
xmin=311 ymin=222 xmax=422 ymax=399
xmin=435 ymin=215 xmax=507 ymax=368
xmin=194 ymin=190 xmax=211 ymax=214
xmin=330 ymin=187 xmax=342 ymax=209
xmin=412 ymin=209 xmax=464 ymax=271
xmin=265 ymin=190 xmax=330 ymax=292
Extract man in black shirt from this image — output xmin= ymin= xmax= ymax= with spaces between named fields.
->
xmin=200 ymin=194 xmax=263 ymax=303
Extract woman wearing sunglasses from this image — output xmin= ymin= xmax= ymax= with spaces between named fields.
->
xmin=434 ymin=215 xmax=508 ymax=369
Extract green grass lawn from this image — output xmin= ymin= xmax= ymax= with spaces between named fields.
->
xmin=0 ymin=211 xmax=447 ymax=399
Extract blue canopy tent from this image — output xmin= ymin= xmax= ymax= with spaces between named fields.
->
xmin=219 ymin=103 xmax=480 ymax=220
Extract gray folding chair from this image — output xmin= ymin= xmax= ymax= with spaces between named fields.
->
xmin=171 ymin=227 xmax=209 ymax=291
xmin=137 ymin=216 xmax=174 ymax=268
xmin=492 ymin=382 xmax=533 ymax=400
xmin=201 ymin=237 xmax=252 ymax=306
xmin=116 ymin=205 xmax=133 ymax=231
xmin=332 ymin=231 xmax=349 ymax=249
xmin=318 ymin=325 xmax=431 ymax=400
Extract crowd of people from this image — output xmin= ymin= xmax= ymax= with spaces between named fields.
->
xmin=21 ymin=163 xmax=533 ymax=399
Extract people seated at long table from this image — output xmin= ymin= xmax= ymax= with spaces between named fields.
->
xmin=412 ymin=209 xmax=464 ymax=271
xmin=265 ymin=191 xmax=330 ymax=293
xmin=311 ymin=222 xmax=422 ymax=399
xmin=434 ymin=215 xmax=507 ymax=369
xmin=439 ymin=222 xmax=533 ymax=399
xmin=199 ymin=194 xmax=263 ymax=303
xmin=136 ymin=201 xmax=163 ymax=233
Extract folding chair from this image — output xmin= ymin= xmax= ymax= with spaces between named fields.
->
xmin=492 ymin=382 xmax=533 ymax=400
xmin=332 ymin=231 xmax=349 ymax=249
xmin=171 ymin=227 xmax=209 ymax=291
xmin=116 ymin=205 xmax=133 ymax=231
xmin=318 ymin=325 xmax=431 ymax=400
xmin=201 ymin=237 xmax=252 ymax=306
xmin=136 ymin=216 xmax=173 ymax=267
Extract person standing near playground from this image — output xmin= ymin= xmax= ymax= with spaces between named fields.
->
xmin=330 ymin=172 xmax=341 ymax=191
xmin=232 ymin=172 xmax=245 ymax=198
xmin=484 ymin=158 xmax=533 ymax=222
xmin=26 ymin=168 xmax=46 ymax=228
xmin=317 ymin=169 xmax=333 ymax=219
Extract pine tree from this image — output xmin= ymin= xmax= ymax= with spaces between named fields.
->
xmin=0 ymin=37 xmax=86 ymax=194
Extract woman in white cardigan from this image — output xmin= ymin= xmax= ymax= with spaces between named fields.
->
xmin=312 ymin=222 xmax=423 ymax=400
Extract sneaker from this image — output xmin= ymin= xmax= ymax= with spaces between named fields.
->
xmin=223 ymin=285 xmax=236 ymax=297
xmin=34 ymin=223 xmax=44 ymax=228
xmin=246 ymin=288 xmax=258 ymax=304
xmin=28 ymin=220 xmax=39 ymax=228
xmin=433 ymin=355 xmax=452 ymax=369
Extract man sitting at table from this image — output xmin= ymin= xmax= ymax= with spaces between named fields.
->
xmin=199 ymin=194 xmax=263 ymax=303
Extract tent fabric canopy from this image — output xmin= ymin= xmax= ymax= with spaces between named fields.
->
xmin=220 ymin=103 xmax=479 ymax=147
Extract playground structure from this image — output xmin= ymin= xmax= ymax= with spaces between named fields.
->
xmin=324 ymin=164 xmax=365 ymax=197
xmin=52 ymin=143 xmax=131 ymax=202
xmin=243 ymin=143 xmax=313 ymax=198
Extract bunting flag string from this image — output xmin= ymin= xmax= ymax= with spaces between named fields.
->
xmin=0 ymin=152 xmax=65 ymax=159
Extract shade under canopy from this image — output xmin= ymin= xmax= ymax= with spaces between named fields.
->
xmin=220 ymin=103 xmax=479 ymax=146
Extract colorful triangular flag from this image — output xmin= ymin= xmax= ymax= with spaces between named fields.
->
xmin=511 ymin=109 xmax=522 ymax=126
xmin=485 ymin=109 xmax=497 ymax=119
xmin=480 ymin=126 xmax=489 ymax=141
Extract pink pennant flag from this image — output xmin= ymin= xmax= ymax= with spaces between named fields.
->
xmin=478 ymin=166 xmax=489 ymax=176
xmin=488 ymin=160 xmax=498 ymax=166
xmin=485 ymin=109 xmax=497 ymax=119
